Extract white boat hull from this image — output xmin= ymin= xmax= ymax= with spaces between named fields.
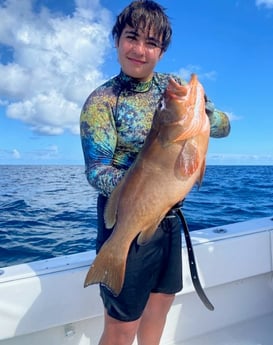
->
xmin=1 ymin=216 xmax=273 ymax=344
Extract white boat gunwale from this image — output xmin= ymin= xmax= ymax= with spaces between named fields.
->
xmin=1 ymin=216 xmax=273 ymax=345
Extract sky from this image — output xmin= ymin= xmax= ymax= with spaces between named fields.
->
xmin=0 ymin=0 xmax=273 ymax=166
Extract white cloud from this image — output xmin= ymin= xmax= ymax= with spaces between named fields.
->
xmin=0 ymin=148 xmax=21 ymax=160
xmin=177 ymin=65 xmax=217 ymax=82
xmin=256 ymin=0 xmax=273 ymax=8
xmin=0 ymin=0 xmax=113 ymax=135
xmin=208 ymin=153 xmax=273 ymax=165
xmin=7 ymin=90 xmax=80 ymax=134
xmin=12 ymin=149 xmax=21 ymax=159
xmin=225 ymin=112 xmax=242 ymax=122
xmin=34 ymin=145 xmax=59 ymax=159
xmin=0 ymin=144 xmax=62 ymax=162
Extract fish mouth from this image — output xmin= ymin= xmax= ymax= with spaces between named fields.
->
xmin=166 ymin=78 xmax=187 ymax=100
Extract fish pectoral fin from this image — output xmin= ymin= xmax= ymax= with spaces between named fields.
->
xmin=84 ymin=242 xmax=128 ymax=296
xmin=104 ymin=179 xmax=124 ymax=229
xmin=178 ymin=141 xmax=200 ymax=176
xmin=137 ymin=222 xmax=160 ymax=245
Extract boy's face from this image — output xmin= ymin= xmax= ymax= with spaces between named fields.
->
xmin=116 ymin=24 xmax=163 ymax=81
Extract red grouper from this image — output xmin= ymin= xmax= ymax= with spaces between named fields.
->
xmin=84 ymin=74 xmax=210 ymax=296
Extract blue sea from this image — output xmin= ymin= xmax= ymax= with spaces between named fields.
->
xmin=0 ymin=165 xmax=272 ymax=268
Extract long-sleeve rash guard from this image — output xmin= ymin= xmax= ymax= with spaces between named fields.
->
xmin=80 ymin=71 xmax=230 ymax=197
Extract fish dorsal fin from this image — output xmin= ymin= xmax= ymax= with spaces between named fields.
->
xmin=104 ymin=179 xmax=124 ymax=229
xmin=178 ymin=140 xmax=200 ymax=176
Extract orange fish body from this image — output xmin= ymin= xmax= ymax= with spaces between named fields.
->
xmin=84 ymin=74 xmax=210 ymax=295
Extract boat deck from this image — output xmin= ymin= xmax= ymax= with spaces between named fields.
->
xmin=178 ymin=312 xmax=273 ymax=345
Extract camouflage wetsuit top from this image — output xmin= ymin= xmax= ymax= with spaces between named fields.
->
xmin=80 ymin=71 xmax=230 ymax=197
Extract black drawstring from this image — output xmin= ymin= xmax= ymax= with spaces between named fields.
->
xmin=171 ymin=203 xmax=215 ymax=311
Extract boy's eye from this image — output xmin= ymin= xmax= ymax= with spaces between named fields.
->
xmin=146 ymin=41 xmax=159 ymax=48
xmin=126 ymin=35 xmax=137 ymax=40
xmin=124 ymin=33 xmax=161 ymax=49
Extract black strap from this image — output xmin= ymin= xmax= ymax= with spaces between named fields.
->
xmin=172 ymin=204 xmax=214 ymax=311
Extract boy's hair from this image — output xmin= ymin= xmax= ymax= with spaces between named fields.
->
xmin=112 ymin=0 xmax=172 ymax=52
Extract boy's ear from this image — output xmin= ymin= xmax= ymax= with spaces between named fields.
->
xmin=115 ymin=38 xmax=119 ymax=48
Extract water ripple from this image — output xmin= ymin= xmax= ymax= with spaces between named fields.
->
xmin=0 ymin=165 xmax=272 ymax=267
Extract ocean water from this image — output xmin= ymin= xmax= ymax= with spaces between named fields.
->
xmin=0 ymin=165 xmax=272 ymax=268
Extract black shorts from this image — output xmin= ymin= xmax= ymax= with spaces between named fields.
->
xmin=96 ymin=194 xmax=183 ymax=322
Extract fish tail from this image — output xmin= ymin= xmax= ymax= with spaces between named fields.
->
xmin=84 ymin=242 xmax=128 ymax=296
